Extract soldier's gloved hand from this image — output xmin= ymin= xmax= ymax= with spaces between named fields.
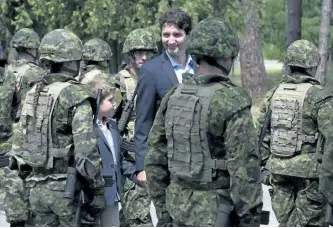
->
xmin=261 ymin=168 xmax=271 ymax=186
xmin=87 ymin=190 xmax=106 ymax=218
xmin=156 ymin=212 xmax=173 ymax=227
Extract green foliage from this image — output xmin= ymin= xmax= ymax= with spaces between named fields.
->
xmin=262 ymin=43 xmax=283 ymax=60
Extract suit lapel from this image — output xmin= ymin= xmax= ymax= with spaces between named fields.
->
xmin=108 ymin=121 xmax=120 ymax=163
xmin=160 ymin=52 xmax=178 ymax=86
xmin=98 ymin=127 xmax=111 ymax=152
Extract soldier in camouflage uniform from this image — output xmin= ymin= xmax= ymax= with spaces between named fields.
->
xmin=259 ymin=40 xmax=331 ymax=226
xmin=145 ymin=17 xmax=263 ymax=227
xmin=112 ymin=28 xmax=157 ymax=227
xmin=79 ymin=38 xmax=112 ymax=84
xmin=0 ymin=28 xmax=43 ymax=226
xmin=10 ymin=29 xmax=105 ymax=226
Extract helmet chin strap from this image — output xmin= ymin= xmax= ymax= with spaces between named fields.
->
xmin=206 ymin=57 xmax=230 ymax=76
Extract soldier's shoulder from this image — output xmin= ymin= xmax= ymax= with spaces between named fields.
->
xmin=58 ymin=82 xmax=94 ymax=107
xmin=214 ymin=83 xmax=252 ymax=110
xmin=307 ymin=84 xmax=333 ymax=104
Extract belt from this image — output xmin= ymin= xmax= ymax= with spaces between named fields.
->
xmin=103 ymin=176 xmax=115 ymax=187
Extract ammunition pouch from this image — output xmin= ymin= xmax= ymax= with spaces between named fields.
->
xmin=120 ymin=137 xmax=135 ymax=152
xmin=103 ymin=176 xmax=115 ymax=187
xmin=0 ymin=155 xmax=9 ymax=167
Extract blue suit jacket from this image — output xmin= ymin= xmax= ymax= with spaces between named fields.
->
xmin=134 ymin=52 xmax=198 ymax=171
xmin=97 ymin=119 xmax=137 ymax=206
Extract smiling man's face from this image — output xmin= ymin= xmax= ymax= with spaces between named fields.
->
xmin=161 ymin=23 xmax=187 ymax=57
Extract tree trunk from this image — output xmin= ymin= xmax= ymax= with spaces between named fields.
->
xmin=240 ymin=0 xmax=268 ymax=97
xmin=285 ymin=0 xmax=302 ymax=49
xmin=315 ymin=0 xmax=332 ymax=85
xmin=110 ymin=39 xmax=119 ymax=74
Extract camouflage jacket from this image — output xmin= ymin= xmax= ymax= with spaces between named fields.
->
xmin=145 ymin=73 xmax=263 ymax=226
xmin=0 ymin=68 xmax=16 ymax=155
xmin=112 ymin=67 xmax=137 ymax=139
xmin=258 ymin=74 xmax=333 ymax=179
xmin=11 ymin=73 xmax=104 ymax=190
xmin=8 ymin=59 xmax=44 ymax=121
xmin=79 ymin=64 xmax=109 ymax=84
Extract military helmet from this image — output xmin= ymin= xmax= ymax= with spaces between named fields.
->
xmin=82 ymin=38 xmax=112 ymax=61
xmin=186 ymin=17 xmax=239 ymax=59
xmin=123 ymin=29 xmax=158 ymax=54
xmin=12 ymin=28 xmax=40 ymax=49
xmin=39 ymin=29 xmax=83 ymax=63
xmin=284 ymin=40 xmax=320 ymax=68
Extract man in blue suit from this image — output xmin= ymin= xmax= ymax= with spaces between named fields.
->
xmin=134 ymin=9 xmax=198 ymax=185
xmin=86 ymin=77 xmax=138 ymax=227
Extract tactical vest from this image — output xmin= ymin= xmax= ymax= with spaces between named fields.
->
xmin=7 ymin=64 xmax=31 ymax=92
xmin=119 ymin=69 xmax=137 ymax=132
xmin=18 ymin=81 xmax=73 ymax=168
xmin=165 ymin=83 xmax=227 ymax=183
xmin=119 ymin=69 xmax=136 ymax=100
xmin=270 ymin=83 xmax=318 ymax=157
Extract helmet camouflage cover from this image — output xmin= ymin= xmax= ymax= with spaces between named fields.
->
xmin=284 ymin=39 xmax=320 ymax=68
xmin=83 ymin=38 xmax=112 ymax=61
xmin=39 ymin=29 xmax=83 ymax=63
xmin=186 ymin=17 xmax=239 ymax=59
xmin=12 ymin=28 xmax=40 ymax=49
xmin=123 ymin=29 xmax=158 ymax=54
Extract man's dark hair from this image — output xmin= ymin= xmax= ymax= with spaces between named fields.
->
xmin=159 ymin=9 xmax=193 ymax=35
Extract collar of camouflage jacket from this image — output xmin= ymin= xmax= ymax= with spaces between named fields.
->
xmin=183 ymin=73 xmax=232 ymax=85
xmin=85 ymin=64 xmax=107 ymax=73
xmin=282 ymin=74 xmax=320 ymax=85
xmin=42 ymin=73 xmax=78 ymax=85
xmin=13 ymin=59 xmax=36 ymax=67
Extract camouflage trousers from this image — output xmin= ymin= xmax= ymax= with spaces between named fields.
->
xmin=0 ymin=167 xmax=33 ymax=225
xmin=120 ymin=178 xmax=152 ymax=227
xmin=29 ymin=179 xmax=77 ymax=227
xmin=269 ymin=174 xmax=325 ymax=227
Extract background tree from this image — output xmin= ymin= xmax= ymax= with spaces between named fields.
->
xmin=240 ymin=0 xmax=268 ymax=97
xmin=316 ymin=0 xmax=332 ymax=85
xmin=286 ymin=0 xmax=302 ymax=49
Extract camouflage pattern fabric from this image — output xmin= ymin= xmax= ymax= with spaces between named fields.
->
xmin=259 ymin=75 xmax=332 ymax=178
xmin=186 ymin=17 xmax=239 ymax=59
xmin=29 ymin=179 xmax=76 ymax=226
xmin=268 ymin=174 xmax=325 ymax=226
xmin=82 ymin=38 xmax=112 ymax=61
xmin=284 ymin=40 xmax=321 ymax=69
xmin=113 ymin=69 xmax=152 ymax=227
xmin=11 ymin=73 xmax=105 ymax=226
xmin=38 ymin=29 xmax=82 ymax=63
xmin=7 ymin=59 xmax=44 ymax=121
xmin=258 ymin=74 xmax=331 ymax=226
xmin=11 ymin=28 xmax=40 ymax=49
xmin=0 ymin=59 xmax=44 ymax=225
xmin=123 ymin=29 xmax=157 ymax=54
xmin=0 ymin=69 xmax=15 ymax=155
xmin=79 ymin=65 xmax=109 ymax=84
xmin=145 ymin=73 xmax=263 ymax=227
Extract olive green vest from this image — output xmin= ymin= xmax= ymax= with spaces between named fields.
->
xmin=165 ymin=83 xmax=227 ymax=183
xmin=7 ymin=63 xmax=31 ymax=92
xmin=119 ymin=69 xmax=136 ymax=100
xmin=270 ymin=83 xmax=318 ymax=157
xmin=18 ymin=81 xmax=74 ymax=168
